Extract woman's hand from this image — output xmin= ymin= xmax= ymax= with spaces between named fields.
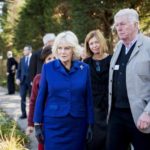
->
xmin=34 ymin=124 xmax=44 ymax=144
xmin=86 ymin=124 xmax=93 ymax=143
xmin=26 ymin=126 xmax=34 ymax=135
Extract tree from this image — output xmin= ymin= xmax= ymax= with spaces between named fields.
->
xmin=1 ymin=0 xmax=149 ymax=55
xmin=0 ymin=0 xmax=24 ymax=56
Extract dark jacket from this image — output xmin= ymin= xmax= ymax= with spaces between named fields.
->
xmin=16 ymin=57 xmax=30 ymax=84
xmin=7 ymin=57 xmax=18 ymax=75
xmin=84 ymin=56 xmax=111 ymax=111
xmin=28 ymin=49 xmax=43 ymax=83
xmin=84 ymin=56 xmax=111 ymax=150
xmin=28 ymin=74 xmax=41 ymax=126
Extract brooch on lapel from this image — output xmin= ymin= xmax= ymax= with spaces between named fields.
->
xmin=80 ymin=65 xmax=84 ymax=70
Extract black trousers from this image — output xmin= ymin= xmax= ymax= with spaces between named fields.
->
xmin=7 ymin=74 xmax=15 ymax=94
xmin=86 ymin=108 xmax=107 ymax=150
xmin=20 ymin=79 xmax=29 ymax=116
xmin=106 ymin=108 xmax=150 ymax=150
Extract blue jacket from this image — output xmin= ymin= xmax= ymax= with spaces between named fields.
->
xmin=16 ymin=57 xmax=30 ymax=83
xmin=34 ymin=59 xmax=94 ymax=124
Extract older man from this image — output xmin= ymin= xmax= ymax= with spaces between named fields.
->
xmin=28 ymin=33 xmax=56 ymax=86
xmin=107 ymin=8 xmax=150 ymax=150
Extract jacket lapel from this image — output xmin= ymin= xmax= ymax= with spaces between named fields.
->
xmin=69 ymin=61 xmax=79 ymax=74
xmin=111 ymin=42 xmax=122 ymax=68
xmin=54 ymin=59 xmax=68 ymax=76
xmin=128 ymin=34 xmax=143 ymax=63
xmin=54 ymin=59 xmax=79 ymax=76
xmin=23 ymin=57 xmax=26 ymax=68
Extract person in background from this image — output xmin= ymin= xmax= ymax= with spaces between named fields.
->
xmin=84 ymin=29 xmax=111 ymax=150
xmin=16 ymin=45 xmax=32 ymax=119
xmin=106 ymin=8 xmax=150 ymax=150
xmin=28 ymin=33 xmax=56 ymax=87
xmin=33 ymin=31 xmax=94 ymax=150
xmin=26 ymin=45 xmax=55 ymax=150
xmin=6 ymin=50 xmax=18 ymax=95
xmin=79 ymin=43 xmax=88 ymax=61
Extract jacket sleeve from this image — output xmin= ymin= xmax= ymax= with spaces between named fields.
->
xmin=33 ymin=65 xmax=48 ymax=123
xmin=14 ymin=58 xmax=18 ymax=70
xmin=28 ymin=75 xmax=40 ymax=126
xmin=16 ymin=59 xmax=22 ymax=80
xmin=86 ymin=65 xmax=94 ymax=125
xmin=7 ymin=59 xmax=11 ymax=73
xmin=29 ymin=53 xmax=38 ymax=83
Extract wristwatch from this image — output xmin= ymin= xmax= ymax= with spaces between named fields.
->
xmin=34 ymin=122 xmax=41 ymax=125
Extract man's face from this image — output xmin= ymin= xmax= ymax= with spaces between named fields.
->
xmin=114 ymin=16 xmax=138 ymax=42
xmin=23 ymin=47 xmax=30 ymax=56
xmin=45 ymin=40 xmax=54 ymax=47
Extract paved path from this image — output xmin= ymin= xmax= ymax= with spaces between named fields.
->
xmin=0 ymin=86 xmax=38 ymax=150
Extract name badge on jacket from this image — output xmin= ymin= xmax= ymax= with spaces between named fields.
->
xmin=114 ymin=65 xmax=119 ymax=70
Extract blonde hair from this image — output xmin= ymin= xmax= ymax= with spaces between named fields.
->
xmin=84 ymin=29 xmax=108 ymax=57
xmin=52 ymin=31 xmax=81 ymax=60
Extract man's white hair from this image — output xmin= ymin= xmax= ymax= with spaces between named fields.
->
xmin=114 ymin=8 xmax=139 ymax=23
xmin=43 ymin=33 xmax=56 ymax=45
xmin=7 ymin=51 xmax=13 ymax=58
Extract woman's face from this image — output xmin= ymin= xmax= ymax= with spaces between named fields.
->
xmin=57 ymin=41 xmax=73 ymax=64
xmin=88 ymin=36 xmax=100 ymax=55
xmin=45 ymin=54 xmax=55 ymax=64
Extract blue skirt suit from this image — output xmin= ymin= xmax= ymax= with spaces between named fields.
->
xmin=34 ymin=59 xmax=94 ymax=150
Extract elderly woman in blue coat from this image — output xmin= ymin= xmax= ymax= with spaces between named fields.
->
xmin=33 ymin=31 xmax=94 ymax=150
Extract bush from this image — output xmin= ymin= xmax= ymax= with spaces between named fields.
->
xmin=0 ymin=110 xmax=29 ymax=150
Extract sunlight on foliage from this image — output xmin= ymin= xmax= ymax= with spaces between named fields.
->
xmin=0 ymin=124 xmax=28 ymax=150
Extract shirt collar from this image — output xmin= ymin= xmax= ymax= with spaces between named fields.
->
xmin=121 ymin=34 xmax=139 ymax=54
xmin=54 ymin=59 xmax=80 ymax=74
xmin=121 ymin=34 xmax=139 ymax=48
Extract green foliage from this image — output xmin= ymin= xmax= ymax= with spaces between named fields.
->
xmin=0 ymin=110 xmax=29 ymax=144
xmin=0 ymin=0 xmax=149 ymax=55
xmin=0 ymin=77 xmax=7 ymax=87
xmin=14 ymin=0 xmax=45 ymax=50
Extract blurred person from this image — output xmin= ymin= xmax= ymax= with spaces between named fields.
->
xmin=106 ymin=8 xmax=150 ymax=150
xmin=29 ymin=33 xmax=56 ymax=86
xmin=16 ymin=45 xmax=32 ymax=119
xmin=84 ymin=29 xmax=111 ymax=150
xmin=79 ymin=43 xmax=88 ymax=61
xmin=6 ymin=50 xmax=18 ymax=94
xmin=26 ymin=46 xmax=55 ymax=150
xmin=33 ymin=31 xmax=94 ymax=150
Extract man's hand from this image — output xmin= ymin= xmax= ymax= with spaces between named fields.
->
xmin=11 ymin=65 xmax=16 ymax=71
xmin=6 ymin=72 xmax=9 ymax=76
xmin=137 ymin=112 xmax=150 ymax=130
xmin=16 ymin=79 xmax=20 ymax=85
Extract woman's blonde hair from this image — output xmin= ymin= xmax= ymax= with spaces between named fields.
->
xmin=52 ymin=31 xmax=81 ymax=60
xmin=84 ymin=29 xmax=108 ymax=57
